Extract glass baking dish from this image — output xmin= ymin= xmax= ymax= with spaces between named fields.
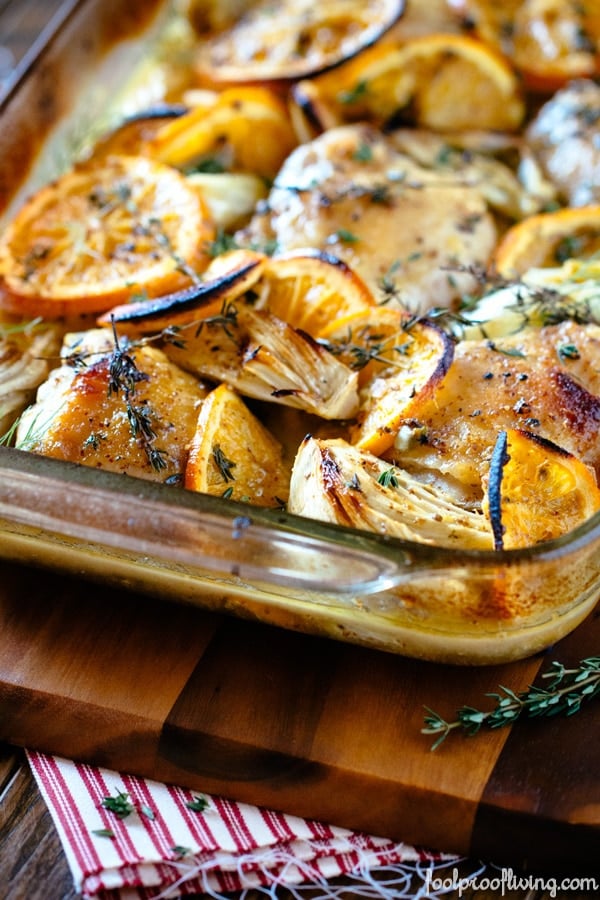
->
xmin=1 ymin=0 xmax=599 ymax=665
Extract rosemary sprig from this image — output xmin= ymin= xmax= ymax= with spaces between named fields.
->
xmin=422 ymin=656 xmax=600 ymax=750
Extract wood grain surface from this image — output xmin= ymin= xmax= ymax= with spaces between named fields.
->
xmin=1 ymin=556 xmax=598 ymax=880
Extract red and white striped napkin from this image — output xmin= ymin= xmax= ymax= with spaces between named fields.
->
xmin=28 ymin=751 xmax=458 ymax=899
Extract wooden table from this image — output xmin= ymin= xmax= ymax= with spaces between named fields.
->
xmin=1 ymin=558 xmax=598 ymax=900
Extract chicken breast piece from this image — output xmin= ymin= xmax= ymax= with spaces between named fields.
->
xmin=525 ymin=79 xmax=600 ymax=207
xmin=17 ymin=328 xmax=207 ymax=482
xmin=383 ymin=320 xmax=600 ymax=496
xmin=238 ymin=124 xmax=498 ymax=314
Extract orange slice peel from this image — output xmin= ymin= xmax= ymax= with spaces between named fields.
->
xmin=483 ymin=428 xmax=600 ymax=550
xmin=185 ymin=383 xmax=290 ymax=507
xmin=0 ymin=155 xmax=215 ymax=318
xmin=193 ymin=0 xmax=407 ymax=85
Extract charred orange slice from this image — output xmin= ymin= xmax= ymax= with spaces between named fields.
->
xmin=493 ymin=206 xmax=600 ymax=278
xmin=255 ymin=250 xmax=375 ymax=337
xmin=85 ymin=104 xmax=188 ymax=162
xmin=99 ymin=249 xmax=267 ymax=334
xmin=0 ymin=155 xmax=215 ymax=318
xmin=193 ymin=0 xmax=406 ymax=85
xmin=185 ymin=383 xmax=290 ymax=506
xmin=511 ymin=0 xmax=600 ymax=91
xmin=351 ymin=318 xmax=454 ymax=457
xmin=149 ymin=87 xmax=297 ymax=180
xmin=483 ymin=429 xmax=600 ymax=550
xmin=294 ymin=32 xmax=525 ymax=132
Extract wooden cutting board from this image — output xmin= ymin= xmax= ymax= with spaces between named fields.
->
xmin=0 ymin=557 xmax=598 ymax=873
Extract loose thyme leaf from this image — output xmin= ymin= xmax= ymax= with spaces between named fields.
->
xmin=422 ymin=656 xmax=600 ymax=749
xmin=485 ymin=339 xmax=526 ymax=359
xmin=353 ymin=142 xmax=373 ymax=162
xmin=377 ymin=468 xmax=399 ymax=488
xmin=139 ymin=804 xmax=156 ymax=821
xmin=332 ymin=228 xmax=360 ymax=244
xmin=100 ymin=791 xmax=155 ymax=821
xmin=557 ymin=342 xmax=580 ymax=361
xmin=195 ymin=299 xmax=239 ymax=340
xmin=186 ymin=794 xmax=210 ymax=813
xmin=207 ymin=229 xmax=241 ymax=257
xmin=213 ymin=444 xmax=236 ymax=482
xmin=338 ymin=79 xmax=369 ymax=105
xmin=100 ymin=791 xmax=135 ymax=819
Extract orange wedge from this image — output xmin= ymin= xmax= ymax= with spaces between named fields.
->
xmin=450 ymin=0 xmax=600 ymax=91
xmin=294 ymin=31 xmax=525 ymax=132
xmin=185 ymin=383 xmax=290 ymax=506
xmin=483 ymin=429 xmax=600 ymax=550
xmin=511 ymin=0 xmax=600 ymax=91
xmin=351 ymin=318 xmax=454 ymax=457
xmin=493 ymin=206 xmax=600 ymax=278
xmin=318 ymin=305 xmax=418 ymax=386
xmin=256 ymin=250 xmax=375 ymax=337
xmin=149 ymin=86 xmax=298 ymax=179
xmin=85 ymin=104 xmax=188 ymax=162
xmin=0 ymin=155 xmax=215 ymax=318
xmin=193 ymin=0 xmax=406 ymax=85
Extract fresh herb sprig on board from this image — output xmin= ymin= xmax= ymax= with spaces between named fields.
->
xmin=422 ymin=656 xmax=600 ymax=750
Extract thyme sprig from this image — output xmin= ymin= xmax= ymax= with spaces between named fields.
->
xmin=87 ymin=181 xmax=203 ymax=285
xmin=319 ymin=324 xmax=414 ymax=371
xmin=438 ymin=262 xmax=600 ymax=338
xmin=106 ymin=319 xmax=168 ymax=472
xmin=422 ymin=656 xmax=600 ymax=750
xmin=195 ymin=299 xmax=239 ymax=340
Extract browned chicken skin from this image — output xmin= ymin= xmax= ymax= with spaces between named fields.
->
xmin=239 ymin=123 xmax=498 ymax=314
xmin=17 ymin=329 xmax=208 ymax=483
xmin=384 ymin=320 xmax=600 ymax=497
